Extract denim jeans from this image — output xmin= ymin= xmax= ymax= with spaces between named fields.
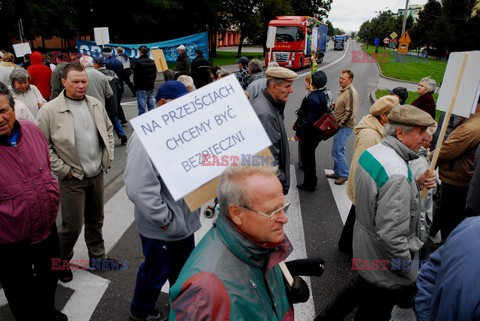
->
xmin=136 ymin=90 xmax=156 ymax=115
xmin=111 ymin=116 xmax=126 ymax=138
xmin=130 ymin=234 xmax=195 ymax=318
xmin=331 ymin=126 xmax=353 ymax=178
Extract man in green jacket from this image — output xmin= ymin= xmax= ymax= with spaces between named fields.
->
xmin=169 ymin=166 xmax=308 ymax=321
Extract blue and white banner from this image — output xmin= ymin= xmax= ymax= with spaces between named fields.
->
xmin=75 ymin=32 xmax=209 ymax=62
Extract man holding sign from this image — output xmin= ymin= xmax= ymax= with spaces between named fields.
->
xmin=124 ymin=81 xmax=201 ymax=321
xmin=252 ymin=66 xmax=298 ymax=195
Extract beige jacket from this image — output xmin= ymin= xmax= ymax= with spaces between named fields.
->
xmin=333 ymin=83 xmax=358 ymax=128
xmin=347 ymin=114 xmax=384 ymax=203
xmin=37 ymin=90 xmax=114 ymax=180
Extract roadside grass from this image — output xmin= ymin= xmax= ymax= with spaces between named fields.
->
xmin=211 ymin=51 xmax=264 ymax=66
xmin=376 ymin=89 xmax=441 ymax=121
xmin=166 ymin=51 xmax=264 ymax=70
xmin=360 ymin=44 xmax=446 ymax=84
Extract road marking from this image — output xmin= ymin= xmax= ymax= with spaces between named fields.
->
xmin=0 ymin=187 xmax=134 ymax=320
xmin=324 ymin=169 xmax=351 ymax=224
xmin=297 ymin=40 xmax=351 ymax=78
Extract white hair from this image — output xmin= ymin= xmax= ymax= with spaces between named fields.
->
xmin=79 ymin=55 xmax=94 ymax=67
xmin=177 ymin=75 xmax=196 ymax=91
xmin=420 ymin=77 xmax=436 ymax=93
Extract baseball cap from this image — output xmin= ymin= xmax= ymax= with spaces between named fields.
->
xmin=155 ymin=81 xmax=189 ymax=101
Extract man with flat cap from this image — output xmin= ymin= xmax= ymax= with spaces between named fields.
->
xmin=252 ymin=66 xmax=298 ymax=195
xmin=315 ymin=105 xmax=437 ymax=321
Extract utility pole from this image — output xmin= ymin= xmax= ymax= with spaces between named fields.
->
xmin=401 ymin=0 xmax=410 ymax=36
xmin=18 ymin=19 xmax=24 ymax=43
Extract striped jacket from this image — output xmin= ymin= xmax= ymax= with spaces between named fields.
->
xmin=353 ymin=135 xmax=423 ymax=289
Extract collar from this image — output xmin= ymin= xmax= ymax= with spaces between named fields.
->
xmin=340 ymin=83 xmax=353 ymax=92
xmin=263 ymin=90 xmax=286 ymax=114
xmin=382 ymin=135 xmax=419 ymax=162
xmin=0 ymin=121 xmax=20 ymax=146
xmin=11 ymin=85 xmax=31 ymax=95
xmin=65 ymin=94 xmax=85 ymax=102
xmin=216 ymin=213 xmax=292 ymax=270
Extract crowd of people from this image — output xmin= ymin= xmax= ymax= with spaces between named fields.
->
xmin=1 ymin=44 xmax=479 ymax=321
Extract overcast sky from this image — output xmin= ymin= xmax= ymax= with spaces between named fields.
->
xmin=327 ymin=0 xmax=428 ymax=32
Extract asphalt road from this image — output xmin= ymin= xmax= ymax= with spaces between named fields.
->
xmin=0 ymin=41 xmax=417 ymax=321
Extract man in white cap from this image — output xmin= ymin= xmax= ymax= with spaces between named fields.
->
xmin=175 ymin=45 xmax=190 ymax=73
xmin=252 ymin=66 xmax=297 ymax=195
xmin=315 ymin=104 xmax=437 ymax=321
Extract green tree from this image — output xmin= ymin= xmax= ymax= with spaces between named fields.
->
xmin=290 ymin=0 xmax=333 ymax=18
xmin=411 ymin=0 xmax=448 ymax=55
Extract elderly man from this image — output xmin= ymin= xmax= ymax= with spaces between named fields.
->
xmin=315 ymin=105 xmax=437 ymax=321
xmin=169 ymin=166 xmax=309 ymax=320
xmin=124 ymin=80 xmax=200 ymax=321
xmin=252 ymin=66 xmax=297 ymax=195
xmin=338 ymin=95 xmax=400 ymax=256
xmin=37 ymin=63 xmax=114 ymax=283
xmin=0 ymin=85 xmax=67 ymax=320
xmin=327 ymin=69 xmax=358 ymax=185
xmin=175 ymin=45 xmax=190 ymax=73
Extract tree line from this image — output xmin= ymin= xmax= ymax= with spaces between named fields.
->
xmin=1 ymin=0 xmax=338 ymax=56
xmin=357 ymin=0 xmax=480 ymax=57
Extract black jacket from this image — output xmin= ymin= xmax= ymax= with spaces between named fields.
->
xmin=134 ymin=54 xmax=157 ymax=91
xmin=191 ymin=54 xmax=211 ymax=88
xmin=175 ymin=52 xmax=190 ymax=73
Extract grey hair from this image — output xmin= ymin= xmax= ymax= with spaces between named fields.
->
xmin=268 ymin=62 xmax=279 ymax=67
xmin=217 ymin=166 xmax=278 ymax=217
xmin=383 ymin=123 xmax=415 ymax=137
xmin=248 ymin=59 xmax=262 ymax=74
xmin=420 ymin=77 xmax=436 ymax=93
xmin=266 ymin=78 xmax=288 ymax=88
xmin=0 ymin=81 xmax=15 ymax=110
xmin=9 ymin=68 xmax=30 ymax=84
xmin=177 ymin=75 xmax=196 ymax=91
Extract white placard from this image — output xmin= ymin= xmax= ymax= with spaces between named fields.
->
xmin=130 ymin=75 xmax=272 ymax=201
xmin=437 ymin=51 xmax=480 ymax=118
xmin=266 ymin=26 xmax=277 ymax=49
xmin=94 ymin=27 xmax=110 ymax=46
xmin=12 ymin=43 xmax=31 ymax=57
xmin=311 ymin=27 xmax=318 ymax=52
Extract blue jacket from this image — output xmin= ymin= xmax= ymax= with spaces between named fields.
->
xmin=415 ymin=216 xmax=480 ymax=320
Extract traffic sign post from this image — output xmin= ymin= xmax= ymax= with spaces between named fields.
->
xmin=397 ymin=31 xmax=411 ymax=55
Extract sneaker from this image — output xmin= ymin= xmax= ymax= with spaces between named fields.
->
xmin=49 ymin=309 xmax=68 ymax=321
xmin=334 ymin=177 xmax=348 ymax=185
xmin=326 ymin=173 xmax=339 ymax=179
xmin=58 ymin=269 xmax=73 ymax=283
xmin=129 ymin=309 xmax=167 ymax=321
xmin=121 ymin=135 xmax=128 ymax=145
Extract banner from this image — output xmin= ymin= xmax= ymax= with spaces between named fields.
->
xmin=75 ymin=32 xmax=208 ymax=62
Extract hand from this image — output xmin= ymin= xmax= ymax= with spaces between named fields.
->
xmin=65 ymin=170 xmax=74 ymax=180
xmin=294 ymin=134 xmax=300 ymax=142
xmin=417 ymin=169 xmax=436 ymax=190
xmin=38 ymin=102 xmax=44 ymax=108
xmin=161 ymin=224 xmax=169 ymax=231
xmin=285 ymin=275 xmax=310 ymax=304
xmin=331 ymin=102 xmax=335 ymax=110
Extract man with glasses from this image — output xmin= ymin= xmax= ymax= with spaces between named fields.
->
xmin=169 ymin=166 xmax=308 ymax=320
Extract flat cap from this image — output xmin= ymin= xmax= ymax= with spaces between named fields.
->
xmin=389 ymin=87 xmax=408 ymax=104
xmin=236 ymin=56 xmax=249 ymax=66
xmin=370 ymin=95 xmax=399 ymax=116
xmin=387 ymin=104 xmax=436 ymax=127
xmin=265 ymin=67 xmax=298 ymax=81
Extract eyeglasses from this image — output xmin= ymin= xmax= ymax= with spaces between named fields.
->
xmin=239 ymin=201 xmax=290 ymax=221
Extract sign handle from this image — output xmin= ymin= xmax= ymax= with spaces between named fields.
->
xmin=279 ymin=261 xmax=294 ymax=286
xmin=421 ymin=53 xmax=469 ymax=199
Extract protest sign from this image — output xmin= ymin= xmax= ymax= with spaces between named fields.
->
xmin=151 ymin=49 xmax=168 ymax=72
xmin=94 ymin=27 xmax=110 ymax=46
xmin=130 ymin=75 xmax=273 ymax=203
xmin=12 ymin=43 xmax=31 ymax=57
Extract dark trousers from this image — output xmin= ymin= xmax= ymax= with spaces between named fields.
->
xmin=131 ymin=234 xmax=195 ymax=317
xmin=314 ymin=275 xmax=406 ymax=321
xmin=0 ymin=227 xmax=60 ymax=320
xmin=59 ymin=172 xmax=105 ymax=261
xmin=436 ymin=182 xmax=470 ymax=241
xmin=338 ymin=204 xmax=355 ymax=256
xmin=120 ymin=69 xmax=136 ymax=94
xmin=300 ymin=130 xmax=323 ymax=187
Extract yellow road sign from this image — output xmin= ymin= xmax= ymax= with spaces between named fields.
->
xmin=390 ymin=32 xmax=398 ymax=39
xmin=398 ymin=31 xmax=411 ymax=43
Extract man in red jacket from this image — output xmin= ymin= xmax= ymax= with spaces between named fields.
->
xmin=0 ymin=84 xmax=66 ymax=320
xmin=27 ymin=51 xmax=52 ymax=101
